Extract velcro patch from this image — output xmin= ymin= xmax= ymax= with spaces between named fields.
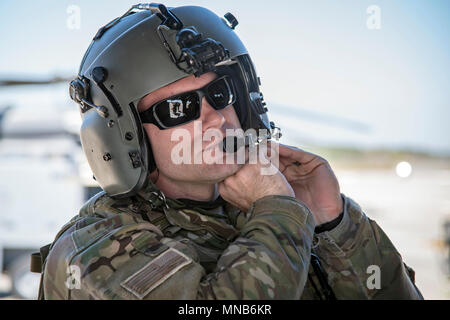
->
xmin=120 ymin=248 xmax=192 ymax=299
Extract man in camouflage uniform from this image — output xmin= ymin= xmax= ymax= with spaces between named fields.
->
xmin=39 ymin=4 xmax=423 ymax=299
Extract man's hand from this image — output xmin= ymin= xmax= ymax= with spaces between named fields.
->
xmin=276 ymin=143 xmax=343 ymax=225
xmin=218 ymin=160 xmax=295 ymax=213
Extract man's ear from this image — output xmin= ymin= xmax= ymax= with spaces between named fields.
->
xmin=137 ymin=95 xmax=148 ymax=113
xmin=143 ymin=128 xmax=158 ymax=174
xmin=149 ymin=168 xmax=159 ymax=184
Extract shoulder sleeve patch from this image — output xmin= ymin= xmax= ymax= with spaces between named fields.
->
xmin=120 ymin=248 xmax=192 ymax=299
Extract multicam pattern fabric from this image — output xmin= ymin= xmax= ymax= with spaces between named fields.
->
xmin=41 ymin=181 xmax=423 ymax=299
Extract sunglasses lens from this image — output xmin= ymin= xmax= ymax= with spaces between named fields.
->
xmin=145 ymin=76 xmax=236 ymax=129
xmin=154 ymin=92 xmax=200 ymax=128
xmin=207 ymin=77 xmax=235 ymax=109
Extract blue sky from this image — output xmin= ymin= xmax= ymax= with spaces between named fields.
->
xmin=0 ymin=0 xmax=449 ymax=154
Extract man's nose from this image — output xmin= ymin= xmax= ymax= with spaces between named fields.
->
xmin=200 ymin=97 xmax=226 ymax=130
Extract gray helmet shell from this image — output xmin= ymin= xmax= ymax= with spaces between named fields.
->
xmin=71 ymin=4 xmax=272 ymax=197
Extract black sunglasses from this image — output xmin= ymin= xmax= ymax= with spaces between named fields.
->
xmin=139 ymin=75 xmax=236 ymax=129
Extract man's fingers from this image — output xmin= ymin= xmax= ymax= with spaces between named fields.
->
xmin=282 ymin=156 xmax=328 ymax=178
xmin=278 ymin=143 xmax=317 ymax=165
xmin=279 ymin=154 xmax=296 ymax=168
xmin=218 ymin=181 xmax=249 ymax=212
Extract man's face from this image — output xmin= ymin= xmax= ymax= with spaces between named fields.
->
xmin=138 ymin=72 xmax=243 ymax=184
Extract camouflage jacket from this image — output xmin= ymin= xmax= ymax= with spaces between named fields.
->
xmin=41 ymin=182 xmax=423 ymax=299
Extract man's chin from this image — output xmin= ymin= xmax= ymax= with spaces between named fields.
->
xmin=200 ymin=162 xmax=243 ymax=183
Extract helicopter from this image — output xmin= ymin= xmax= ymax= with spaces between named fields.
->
xmin=0 ymin=75 xmax=101 ymax=299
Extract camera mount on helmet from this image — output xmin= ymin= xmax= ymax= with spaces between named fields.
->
xmin=177 ymin=28 xmax=230 ymax=77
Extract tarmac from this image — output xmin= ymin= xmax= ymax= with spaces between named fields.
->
xmin=335 ymin=167 xmax=450 ymax=299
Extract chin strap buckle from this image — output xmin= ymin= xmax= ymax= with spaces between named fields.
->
xmin=149 ymin=190 xmax=169 ymax=210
